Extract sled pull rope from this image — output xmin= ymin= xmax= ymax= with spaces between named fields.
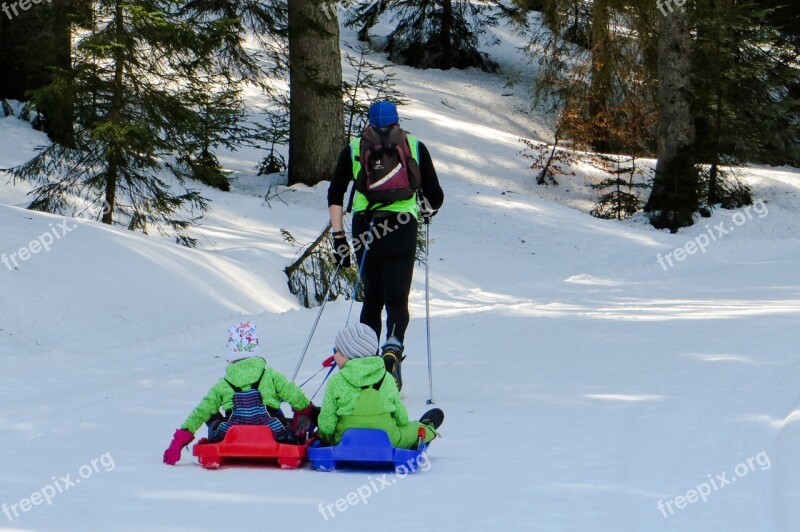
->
xmin=310 ymin=365 xmax=337 ymax=402
xmin=292 ymin=261 xmax=342 ymax=382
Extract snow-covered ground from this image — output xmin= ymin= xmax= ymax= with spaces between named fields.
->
xmin=1 ymin=18 xmax=800 ymax=532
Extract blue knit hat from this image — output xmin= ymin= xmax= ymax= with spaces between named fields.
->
xmin=368 ymin=101 xmax=399 ymax=127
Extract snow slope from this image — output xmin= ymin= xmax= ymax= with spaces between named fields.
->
xmin=2 ymin=22 xmax=800 ymax=532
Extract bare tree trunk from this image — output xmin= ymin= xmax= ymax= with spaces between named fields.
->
xmin=644 ymin=3 xmax=698 ymax=232
xmin=288 ymin=0 xmax=344 ymax=186
xmin=589 ymin=0 xmax=611 ymax=152
xmin=706 ymin=0 xmax=724 ymax=205
xmin=440 ymin=0 xmax=454 ymax=70
xmin=102 ymin=0 xmax=125 ymax=226
xmin=0 ymin=0 xmax=74 ymax=143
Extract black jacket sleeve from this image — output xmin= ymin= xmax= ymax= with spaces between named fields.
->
xmin=417 ymin=141 xmax=444 ymax=210
xmin=327 ymin=145 xmax=354 ymax=207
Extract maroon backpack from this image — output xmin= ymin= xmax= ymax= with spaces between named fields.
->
xmin=355 ymin=125 xmax=421 ymax=206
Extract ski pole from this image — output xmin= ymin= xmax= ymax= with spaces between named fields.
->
xmin=292 ymin=264 xmax=342 ymax=382
xmin=424 ymin=219 xmax=434 ymax=405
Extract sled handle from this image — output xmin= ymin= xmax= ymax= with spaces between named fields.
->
xmin=417 ymin=427 xmax=426 ymax=449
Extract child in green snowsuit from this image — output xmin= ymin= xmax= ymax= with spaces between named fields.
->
xmin=163 ymin=322 xmax=315 ymax=465
xmin=317 ymin=323 xmax=437 ymax=448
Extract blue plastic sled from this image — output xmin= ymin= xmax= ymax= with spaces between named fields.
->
xmin=308 ymin=429 xmax=429 ymax=473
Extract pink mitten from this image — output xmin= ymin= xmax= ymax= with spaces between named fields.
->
xmin=163 ymin=429 xmax=194 ymax=465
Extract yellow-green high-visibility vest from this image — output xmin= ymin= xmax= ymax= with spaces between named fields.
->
xmin=350 ymin=133 xmax=420 ymax=215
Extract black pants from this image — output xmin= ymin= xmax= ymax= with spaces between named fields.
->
xmin=352 ymin=212 xmax=418 ymax=344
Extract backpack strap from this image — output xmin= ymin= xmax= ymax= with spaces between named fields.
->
xmin=224 ymin=378 xmax=241 ymax=393
xmin=345 ymin=180 xmax=358 ymax=214
xmin=353 ymin=130 xmax=385 ymax=212
xmin=348 ymin=139 xmax=383 ymax=213
xmin=360 ymin=372 xmax=387 ymax=391
xmin=346 ymin=139 xmax=361 ymax=214
xmin=225 ymin=368 xmax=266 ymax=393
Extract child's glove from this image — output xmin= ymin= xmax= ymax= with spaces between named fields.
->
xmin=163 ymin=429 xmax=194 ymax=465
xmin=292 ymin=404 xmax=316 ymax=440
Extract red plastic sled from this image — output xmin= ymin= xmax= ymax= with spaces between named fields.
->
xmin=192 ymin=425 xmax=309 ymax=469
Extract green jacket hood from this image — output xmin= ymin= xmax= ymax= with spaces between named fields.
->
xmin=340 ymin=356 xmax=387 ymax=388
xmin=224 ymin=356 xmax=266 ymax=388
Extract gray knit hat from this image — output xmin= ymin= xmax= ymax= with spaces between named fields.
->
xmin=335 ymin=323 xmax=379 ymax=359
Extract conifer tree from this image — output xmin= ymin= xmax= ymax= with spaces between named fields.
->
xmin=346 ymin=0 xmax=507 ymax=71
xmin=342 ymin=43 xmax=405 ymax=140
xmin=178 ymin=0 xmax=288 ymax=83
xmin=519 ymin=0 xmax=591 ymax=49
xmin=176 ymin=1 xmax=288 ymax=187
xmin=257 ymin=105 xmax=290 ymax=176
xmin=589 ymin=155 xmax=649 ymax=219
xmin=692 ymin=0 xmax=797 ymax=204
xmin=178 ymin=80 xmax=252 ymax=192
xmin=7 ymin=0 xmax=230 ymax=246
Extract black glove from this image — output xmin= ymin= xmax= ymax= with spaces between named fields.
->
xmin=420 ymin=208 xmax=438 ymax=223
xmin=332 ymin=232 xmax=351 ymax=268
xmin=418 ymin=195 xmax=437 ymax=223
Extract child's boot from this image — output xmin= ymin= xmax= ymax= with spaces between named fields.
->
xmin=419 ymin=408 xmax=444 ymax=429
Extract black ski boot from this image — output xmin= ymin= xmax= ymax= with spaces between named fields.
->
xmin=381 ymin=336 xmax=405 ymax=391
xmin=419 ymin=408 xmax=444 ymax=429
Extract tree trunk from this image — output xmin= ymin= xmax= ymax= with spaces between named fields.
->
xmin=102 ymin=0 xmax=125 ymax=226
xmin=644 ymin=2 xmax=698 ymax=232
xmin=440 ymin=0 xmax=454 ymax=70
xmin=0 ymin=0 xmax=73 ymax=142
xmin=44 ymin=0 xmax=74 ymax=144
xmin=589 ymin=0 xmax=611 ymax=152
xmin=288 ymin=0 xmax=344 ymax=186
xmin=706 ymin=0 xmax=723 ymax=205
